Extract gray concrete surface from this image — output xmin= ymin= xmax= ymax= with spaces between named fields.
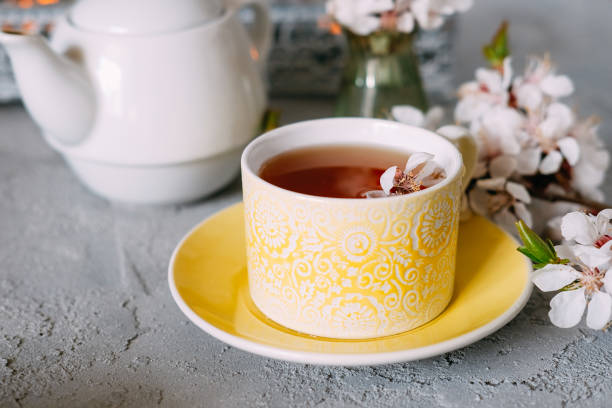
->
xmin=2 ymin=1 xmax=612 ymax=407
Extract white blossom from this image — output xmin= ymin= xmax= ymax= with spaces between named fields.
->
xmin=513 ymin=56 xmax=575 ymax=112
xmin=561 ymin=210 xmax=612 ymax=252
xmin=412 ymin=0 xmax=473 ymax=30
xmin=477 ymin=106 xmax=523 ymax=158
xmin=453 ymin=53 xmax=608 ymax=231
xmin=533 ymin=262 xmax=612 ymax=329
xmin=532 ymin=210 xmax=612 ymax=329
xmin=326 ymin=0 xmax=473 ymax=36
xmin=528 ymin=102 xmax=578 ymax=174
xmin=365 ymin=152 xmax=444 ymax=198
xmin=570 ymin=117 xmax=610 ymax=202
xmin=455 ymin=57 xmax=513 ymax=124
xmin=529 ymin=199 xmax=583 ymax=242
xmin=469 ymin=176 xmax=532 ymax=232
xmin=326 ymin=0 xmax=392 ymax=35
xmin=379 ymin=165 xmax=399 ymax=195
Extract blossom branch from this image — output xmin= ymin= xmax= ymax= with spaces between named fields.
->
xmin=516 ymin=212 xmax=612 ymax=330
xmin=530 ymin=191 xmax=610 ymax=214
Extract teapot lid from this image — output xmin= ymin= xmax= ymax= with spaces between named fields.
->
xmin=69 ymin=0 xmax=224 ymax=35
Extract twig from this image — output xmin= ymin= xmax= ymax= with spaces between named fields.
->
xmin=530 ymin=191 xmax=609 ymax=213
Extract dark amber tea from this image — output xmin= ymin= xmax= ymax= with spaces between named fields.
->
xmin=258 ymin=145 xmax=410 ymax=199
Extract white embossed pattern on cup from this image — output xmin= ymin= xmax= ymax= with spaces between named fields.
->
xmin=241 ymin=118 xmax=476 ymax=339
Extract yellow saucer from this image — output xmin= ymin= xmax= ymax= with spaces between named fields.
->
xmin=169 ymin=203 xmax=532 ymax=366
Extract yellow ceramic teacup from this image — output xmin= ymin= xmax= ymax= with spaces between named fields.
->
xmin=241 ymin=118 xmax=477 ymax=339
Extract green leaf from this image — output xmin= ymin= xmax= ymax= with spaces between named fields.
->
xmin=482 ymin=21 xmax=509 ymax=69
xmin=517 ymin=247 xmax=539 ymax=263
xmin=546 ymin=238 xmax=556 ymax=255
xmin=515 ymin=220 xmax=557 ymax=265
xmin=515 ymin=221 xmax=573 ymax=268
xmin=260 ymin=109 xmax=280 ymax=133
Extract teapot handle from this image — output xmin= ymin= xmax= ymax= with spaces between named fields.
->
xmin=230 ymin=0 xmax=272 ymax=72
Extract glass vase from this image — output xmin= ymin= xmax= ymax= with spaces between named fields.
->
xmin=335 ymin=31 xmax=428 ymax=118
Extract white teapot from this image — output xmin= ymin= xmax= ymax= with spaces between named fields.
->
xmin=0 ymin=0 xmax=270 ymax=204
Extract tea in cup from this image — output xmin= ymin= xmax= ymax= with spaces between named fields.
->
xmin=241 ymin=118 xmax=476 ymax=339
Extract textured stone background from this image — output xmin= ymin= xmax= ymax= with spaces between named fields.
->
xmin=1 ymin=0 xmax=612 ymax=407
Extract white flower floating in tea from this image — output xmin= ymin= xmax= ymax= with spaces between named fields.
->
xmin=324 ymin=0 xmax=473 ymax=36
xmin=517 ymin=211 xmax=612 ymax=330
xmin=363 ymin=152 xmax=445 ymax=198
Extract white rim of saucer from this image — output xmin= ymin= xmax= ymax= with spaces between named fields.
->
xmin=168 ymin=204 xmax=533 ymax=366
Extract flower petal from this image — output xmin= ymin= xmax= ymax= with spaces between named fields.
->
xmin=476 ymin=177 xmax=506 ymax=191
xmin=572 ymin=151 xmax=609 ymax=202
xmin=454 ymin=96 xmax=491 ymax=123
xmin=561 ymin=211 xmax=598 ymax=245
xmin=579 ymin=187 xmax=606 ymax=204
xmin=572 ymin=244 xmax=612 ymax=269
xmin=380 ymin=166 xmax=397 ymax=195
xmin=506 ymin=181 xmax=531 ymax=204
xmin=603 ymin=269 xmax=612 ymax=294
xmin=547 ymin=216 xmax=564 ymax=242
xmin=549 ymin=288 xmax=586 ymax=328
xmin=468 ymin=188 xmax=489 ymax=216
xmin=344 ymin=15 xmax=381 ymax=35
xmin=391 ymin=105 xmax=425 ymax=127
xmin=468 ymin=188 xmax=490 ymax=216
xmin=514 ymin=201 xmax=533 ymax=227
xmin=532 ymin=264 xmax=579 ymax=291
xmin=363 ymin=190 xmax=387 ymax=199
xmin=539 ymin=117 xmax=562 ymax=140
xmin=557 ymin=137 xmax=580 ymax=166
xmin=421 ymin=175 xmax=443 ymax=187
xmin=414 ymin=160 xmax=438 ymax=183
xmin=396 ymin=11 xmax=415 ymax=33
xmin=424 ymin=106 xmax=445 ymax=130
xmin=451 ymin=0 xmax=474 ymax=12
xmin=412 ymin=0 xmax=445 ymax=29
xmin=476 ymin=68 xmax=504 ymax=94
xmin=493 ymin=208 xmax=518 ymax=233
xmin=355 ymin=0 xmax=394 ymax=14
xmin=481 ymin=108 xmax=523 ymax=155
xmin=489 ymin=155 xmax=517 ymax=179
xmin=473 ymin=160 xmax=488 ymax=178
xmin=457 ymin=81 xmax=479 ymax=97
xmin=501 ymin=57 xmax=513 ymax=89
xmin=586 ymin=291 xmax=612 ymax=330
xmin=411 ymin=0 xmax=431 ymax=28
xmin=515 ymin=83 xmax=542 ymax=111
xmin=499 ymin=133 xmax=522 ymax=156
xmin=541 ymin=75 xmax=574 ymax=98
xmin=405 ymin=152 xmax=434 ymax=173
xmin=555 ymin=244 xmax=577 ymax=263
xmin=596 ymin=209 xmax=612 ymax=236
xmin=516 ymin=147 xmax=542 ymax=176
xmin=539 ymin=150 xmax=563 ymax=175
xmin=599 ymin=239 xmax=612 ymax=253
xmin=436 ymin=125 xmax=470 ymax=140
xmin=547 ymin=103 xmax=575 ymax=131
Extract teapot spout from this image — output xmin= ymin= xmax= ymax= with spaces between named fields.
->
xmin=0 ymin=29 xmax=95 ymax=145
